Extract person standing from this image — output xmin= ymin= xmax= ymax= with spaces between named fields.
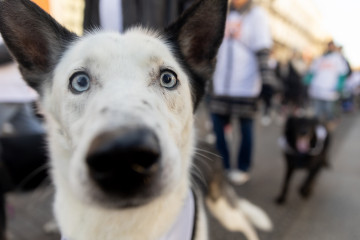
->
xmin=83 ymin=0 xmax=193 ymax=32
xmin=209 ymin=0 xmax=274 ymax=184
xmin=304 ymin=41 xmax=351 ymax=130
xmin=276 ymin=51 xmax=308 ymax=115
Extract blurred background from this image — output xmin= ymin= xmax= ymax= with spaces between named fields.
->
xmin=1 ymin=0 xmax=360 ymax=239
xmin=47 ymin=0 xmax=360 ymax=69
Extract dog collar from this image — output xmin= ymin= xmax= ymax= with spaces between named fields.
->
xmin=278 ymin=125 xmax=327 ymax=156
xmin=61 ymin=190 xmax=196 ymax=240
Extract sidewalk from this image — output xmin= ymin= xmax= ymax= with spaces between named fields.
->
xmin=220 ymin=112 xmax=360 ymax=240
xmin=282 ymin=112 xmax=360 ymax=240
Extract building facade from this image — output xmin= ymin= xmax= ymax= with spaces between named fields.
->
xmin=255 ymin=0 xmax=331 ymax=62
xmin=49 ymin=0 xmax=85 ymax=35
xmin=41 ymin=0 xmax=330 ymax=63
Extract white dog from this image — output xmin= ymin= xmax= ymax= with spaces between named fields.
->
xmin=0 ymin=0 xmax=272 ymax=239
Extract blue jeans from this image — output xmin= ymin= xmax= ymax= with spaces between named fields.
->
xmin=211 ymin=113 xmax=253 ymax=172
xmin=313 ymin=99 xmax=336 ymax=122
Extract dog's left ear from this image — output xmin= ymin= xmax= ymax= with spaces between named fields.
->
xmin=165 ymin=0 xmax=228 ymax=109
xmin=0 ymin=0 xmax=77 ymax=93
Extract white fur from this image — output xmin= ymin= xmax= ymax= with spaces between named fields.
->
xmin=206 ymin=197 xmax=258 ymax=240
xmin=41 ymin=29 xmax=197 ymax=240
xmin=238 ymin=200 xmax=273 ymax=232
xmin=194 ymin=202 xmax=208 ymax=240
xmin=34 ymin=26 xmax=271 ymax=240
xmin=1 ymin=1 xmax=272 ymax=239
xmin=206 ymin=197 xmax=273 ymax=240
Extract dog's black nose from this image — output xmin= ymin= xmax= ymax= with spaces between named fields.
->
xmin=86 ymin=127 xmax=161 ymax=195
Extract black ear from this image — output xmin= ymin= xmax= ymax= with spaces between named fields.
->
xmin=0 ymin=0 xmax=77 ymax=92
xmin=165 ymin=0 xmax=228 ymax=109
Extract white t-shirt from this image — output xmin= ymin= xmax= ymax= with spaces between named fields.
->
xmin=213 ymin=7 xmax=272 ymax=98
xmin=308 ymin=52 xmax=348 ymax=101
xmin=99 ymin=0 xmax=123 ymax=32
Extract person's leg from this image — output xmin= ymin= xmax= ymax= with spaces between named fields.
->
xmin=313 ymin=99 xmax=326 ymax=121
xmin=9 ymin=103 xmax=44 ymax=136
xmin=211 ymin=113 xmax=231 ymax=169
xmin=324 ymin=100 xmax=335 ymax=122
xmin=237 ymin=117 xmax=254 ymax=172
xmin=0 ymin=103 xmax=18 ymax=135
xmin=261 ymin=85 xmax=273 ymax=126
xmin=263 ymin=89 xmax=272 ymax=117
xmin=0 ymin=103 xmax=19 ymax=161
xmin=324 ymin=100 xmax=339 ymax=131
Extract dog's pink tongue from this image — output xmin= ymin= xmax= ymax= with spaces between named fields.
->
xmin=296 ymin=139 xmax=309 ymax=153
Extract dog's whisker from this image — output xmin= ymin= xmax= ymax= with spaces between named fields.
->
xmin=193 ymin=151 xmax=215 ymax=163
xmin=193 ymin=155 xmax=213 ymax=173
xmin=27 ymin=183 xmax=53 ymax=209
xmin=14 ymin=164 xmax=50 ymax=192
xmin=191 ymin=163 xmax=207 ymax=182
xmin=194 ymin=148 xmax=221 ymax=159
xmin=189 ymin=177 xmax=204 ymax=192
xmin=23 ymin=177 xmax=53 ymax=210
xmin=36 ymin=177 xmax=53 ymax=196
xmin=190 ymin=166 xmax=208 ymax=189
xmin=0 ymin=0 xmax=271 ymax=238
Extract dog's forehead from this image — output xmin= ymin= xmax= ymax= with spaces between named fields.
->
xmin=66 ymin=29 xmax=175 ymax=69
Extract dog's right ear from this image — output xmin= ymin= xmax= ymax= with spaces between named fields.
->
xmin=165 ymin=0 xmax=228 ymax=109
xmin=0 ymin=0 xmax=77 ymax=92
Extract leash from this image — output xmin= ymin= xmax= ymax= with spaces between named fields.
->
xmin=61 ymin=190 xmax=197 ymax=240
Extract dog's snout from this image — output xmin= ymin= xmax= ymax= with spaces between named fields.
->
xmin=86 ymin=127 xmax=161 ymax=195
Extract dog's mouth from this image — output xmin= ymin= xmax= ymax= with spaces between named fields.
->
xmin=85 ymin=127 xmax=163 ymax=208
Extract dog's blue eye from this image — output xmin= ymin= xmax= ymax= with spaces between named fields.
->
xmin=70 ymin=72 xmax=91 ymax=93
xmin=160 ymin=71 xmax=178 ymax=89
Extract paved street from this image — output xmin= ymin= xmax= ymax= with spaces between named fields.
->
xmin=6 ymin=107 xmax=360 ymax=240
xmin=201 ymin=107 xmax=360 ymax=240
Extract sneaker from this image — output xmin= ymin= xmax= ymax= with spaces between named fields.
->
xmin=205 ymin=133 xmax=216 ymax=145
xmin=227 ymin=170 xmax=250 ymax=185
xmin=261 ymin=116 xmax=272 ymax=126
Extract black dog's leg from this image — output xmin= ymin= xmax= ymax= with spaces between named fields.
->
xmin=299 ymin=164 xmax=322 ymax=199
xmin=276 ymin=163 xmax=295 ymax=205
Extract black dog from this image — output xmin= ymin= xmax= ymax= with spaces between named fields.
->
xmin=0 ymin=134 xmax=48 ymax=240
xmin=276 ymin=116 xmax=330 ymax=205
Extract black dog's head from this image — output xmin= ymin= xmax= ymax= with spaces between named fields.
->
xmin=285 ymin=116 xmax=320 ymax=154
